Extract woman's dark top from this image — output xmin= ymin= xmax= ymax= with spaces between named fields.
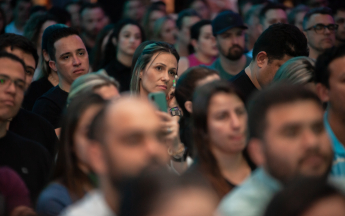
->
xmin=23 ymin=77 xmax=54 ymax=111
xmin=104 ymin=58 xmax=131 ymax=92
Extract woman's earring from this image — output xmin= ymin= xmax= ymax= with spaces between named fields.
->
xmin=173 ymin=75 xmax=177 ymax=87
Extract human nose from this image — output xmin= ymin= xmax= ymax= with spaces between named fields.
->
xmin=324 ymin=26 xmax=331 ymax=34
xmin=230 ymin=113 xmax=241 ymax=130
xmin=301 ymin=129 xmax=319 ymax=149
xmin=161 ymin=70 xmax=170 ymax=82
xmin=73 ymin=55 xmax=81 ymax=66
xmin=4 ymin=80 xmax=16 ymax=94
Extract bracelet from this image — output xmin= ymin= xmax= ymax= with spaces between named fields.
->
xmin=170 ymin=107 xmax=182 ymax=117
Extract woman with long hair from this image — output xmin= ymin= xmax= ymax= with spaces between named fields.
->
xmin=190 ymin=80 xmax=255 ymax=198
xmin=152 ymin=16 xmax=177 ymax=45
xmin=141 ymin=4 xmax=166 ymax=40
xmin=101 ymin=19 xmax=144 ymax=92
xmin=36 ymin=93 xmax=107 ymax=216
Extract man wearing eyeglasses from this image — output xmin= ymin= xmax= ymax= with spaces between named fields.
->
xmin=303 ymin=7 xmax=337 ymax=60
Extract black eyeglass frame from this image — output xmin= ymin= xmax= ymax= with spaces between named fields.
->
xmin=304 ymin=24 xmax=339 ymax=33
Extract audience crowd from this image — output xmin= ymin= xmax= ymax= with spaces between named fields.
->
xmin=1 ymin=0 xmax=345 ymax=216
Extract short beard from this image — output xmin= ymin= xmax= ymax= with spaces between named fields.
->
xmin=222 ymin=45 xmax=244 ymax=61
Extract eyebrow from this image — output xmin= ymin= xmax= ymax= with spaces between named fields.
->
xmin=59 ymin=48 xmax=85 ymax=57
xmin=155 ymin=63 xmax=177 ymax=70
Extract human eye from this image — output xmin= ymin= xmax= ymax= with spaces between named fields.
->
xmin=62 ymin=55 xmax=70 ymax=60
xmin=311 ymin=122 xmax=324 ymax=134
xmin=215 ymin=111 xmax=228 ymax=120
xmin=156 ymin=66 xmax=163 ymax=71
xmin=235 ymin=107 xmax=246 ymax=116
xmin=168 ymin=70 xmax=177 ymax=76
xmin=282 ymin=126 xmax=300 ymax=137
xmin=79 ymin=50 xmax=85 ymax=56
xmin=15 ymin=80 xmax=25 ymax=90
xmin=315 ymin=24 xmax=324 ymax=31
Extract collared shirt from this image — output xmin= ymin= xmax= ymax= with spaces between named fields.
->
xmin=217 ymin=168 xmax=282 ymax=216
xmin=324 ymin=112 xmax=345 ymax=177
xmin=5 ymin=21 xmax=23 ymax=35
xmin=210 ymin=55 xmax=252 ymax=80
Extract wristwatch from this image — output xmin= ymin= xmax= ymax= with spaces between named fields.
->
xmin=170 ymin=107 xmax=182 ymax=117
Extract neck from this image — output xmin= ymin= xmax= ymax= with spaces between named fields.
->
xmin=100 ymin=177 xmax=119 ymax=213
xmin=58 ymin=80 xmax=71 ymax=93
xmin=117 ymin=51 xmax=133 ymax=68
xmin=0 ymin=120 xmax=6 ymax=138
xmin=48 ymin=71 xmax=59 ymax=86
xmin=81 ymin=33 xmax=95 ymax=48
xmin=195 ymin=52 xmax=214 ymax=64
xmin=246 ymin=63 xmax=261 ymax=89
xmin=219 ymin=54 xmax=246 ymax=76
xmin=328 ymin=108 xmax=345 ymax=145
xmin=175 ymin=42 xmax=189 ymax=57
xmin=308 ymin=47 xmax=321 ymax=60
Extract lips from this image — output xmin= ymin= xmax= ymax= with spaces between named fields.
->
xmin=157 ymin=85 xmax=167 ymax=90
xmin=73 ymin=69 xmax=85 ymax=74
xmin=2 ymin=100 xmax=14 ymax=106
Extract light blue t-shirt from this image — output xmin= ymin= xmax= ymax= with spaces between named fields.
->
xmin=324 ymin=112 xmax=345 ymax=177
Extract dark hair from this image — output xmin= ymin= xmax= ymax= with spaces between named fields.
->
xmin=192 ymin=80 xmax=245 ymax=198
xmin=184 ymin=0 xmax=209 ymax=9
xmin=24 ymin=13 xmax=58 ymax=50
xmin=263 ymin=177 xmax=345 ymax=216
xmin=0 ymin=33 xmax=38 ymax=68
xmin=100 ymin=19 xmax=144 ymax=69
xmin=47 ymin=6 xmax=71 ymax=25
xmin=252 ymin=23 xmax=309 ymax=61
xmin=0 ymin=7 xmax=5 ymax=35
xmin=87 ymin=99 xmax=110 ymax=143
xmin=259 ymin=2 xmax=286 ymax=25
xmin=0 ymin=51 xmax=26 ymax=72
xmin=47 ymin=27 xmax=80 ymax=61
xmin=247 ymin=83 xmax=322 ymax=139
xmin=52 ymin=93 xmax=106 ymax=199
xmin=303 ymin=7 xmax=333 ymax=29
xmin=176 ymin=9 xmax=201 ymax=30
xmin=29 ymin=5 xmax=47 ymax=16
xmin=142 ymin=4 xmax=166 ymax=40
xmin=330 ymin=1 xmax=345 ymax=16
xmin=131 ymin=40 xmax=156 ymax=74
xmin=11 ymin=0 xmax=31 ymax=9
xmin=79 ymin=3 xmax=104 ymax=16
xmin=152 ymin=1 xmax=166 ymax=7
xmin=315 ymin=44 xmax=345 ymax=88
xmin=288 ymin=4 xmax=309 ymax=25
xmin=191 ymin=20 xmax=211 ymax=40
xmin=91 ymin=24 xmax=114 ymax=71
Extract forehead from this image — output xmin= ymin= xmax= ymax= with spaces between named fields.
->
xmin=307 ymin=13 xmax=334 ymax=25
xmin=335 ymin=10 xmax=345 ymax=18
xmin=120 ymin=24 xmax=140 ymax=34
xmin=200 ymin=24 xmax=212 ymax=33
xmin=265 ymin=9 xmax=287 ymax=19
xmin=150 ymin=52 xmax=178 ymax=68
xmin=5 ymin=47 xmax=36 ymax=68
xmin=209 ymin=93 xmax=243 ymax=110
xmin=54 ymin=35 xmax=86 ymax=55
xmin=82 ymin=7 xmax=104 ymax=18
xmin=0 ymin=58 xmax=25 ymax=78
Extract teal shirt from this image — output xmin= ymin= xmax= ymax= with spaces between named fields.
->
xmin=210 ymin=55 xmax=252 ymax=80
xmin=217 ymin=168 xmax=281 ymax=216
xmin=324 ymin=112 xmax=345 ymax=177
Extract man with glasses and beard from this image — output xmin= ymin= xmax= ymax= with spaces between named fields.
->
xmin=210 ymin=10 xmax=251 ymax=80
xmin=61 ymin=96 xmax=170 ymax=216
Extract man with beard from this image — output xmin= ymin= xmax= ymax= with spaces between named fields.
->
xmin=315 ymin=44 xmax=345 ymax=176
xmin=79 ymin=3 xmax=108 ymax=54
xmin=303 ymin=7 xmax=337 ymax=60
xmin=210 ymin=10 xmax=251 ymax=80
xmin=61 ymin=96 xmax=170 ymax=216
xmin=331 ymin=2 xmax=345 ymax=47
xmin=230 ymin=23 xmax=309 ymax=102
xmin=218 ymin=84 xmax=334 ymax=216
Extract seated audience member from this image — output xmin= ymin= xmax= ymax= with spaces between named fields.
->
xmin=23 ymin=13 xmax=58 ymax=81
xmin=303 ymin=7 xmax=337 ymax=60
xmin=0 ymin=34 xmax=58 ymax=156
xmin=130 ymin=42 xmax=188 ymax=173
xmin=185 ymin=0 xmax=211 ymax=20
xmin=36 ymin=93 xmax=106 ymax=216
xmin=22 ymin=24 xmax=66 ymax=111
xmin=0 ymin=52 xmax=51 ymax=204
xmin=0 ymin=7 xmax=6 ymax=35
xmin=259 ymin=3 xmax=287 ymax=32
xmin=179 ymin=20 xmax=218 ymax=75
xmin=101 ymin=19 xmax=143 ymax=92
xmin=142 ymin=4 xmax=166 ymax=41
xmin=217 ymin=84 xmax=333 ymax=216
xmin=210 ymin=11 xmax=251 ymax=80
xmin=61 ymin=96 xmax=170 ymax=216
xmin=244 ymin=4 xmax=265 ymax=58
xmin=231 ymin=23 xmax=309 ymax=102
xmin=67 ymin=70 xmax=120 ymax=104
xmin=331 ymin=1 xmax=345 ymax=46
xmin=315 ymin=44 xmax=345 ymax=177
xmin=288 ymin=4 xmax=309 ymax=32
xmin=152 ymin=1 xmax=167 ymax=13
xmin=91 ymin=24 xmax=114 ymax=71
xmin=189 ymin=80 xmax=255 ymax=199
xmin=175 ymin=9 xmax=201 ymax=57
xmin=119 ymin=170 xmax=218 ymax=216
xmin=175 ymin=66 xmax=220 ymax=158
xmin=0 ymin=0 xmax=12 ymax=25
xmin=64 ymin=1 xmax=82 ymax=31
xmin=272 ymin=57 xmax=315 ymax=88
xmin=263 ymin=177 xmax=345 ymax=216
xmin=79 ymin=3 xmax=108 ymax=54
xmin=5 ymin=0 xmax=31 ymax=35
xmin=303 ymin=0 xmax=328 ymax=9
xmin=47 ymin=7 xmax=71 ymax=27
xmin=122 ymin=0 xmax=145 ymax=23
xmin=32 ymin=27 xmax=89 ymax=130
xmin=0 ymin=167 xmax=35 ymax=216
xmin=152 ymin=16 xmax=177 ymax=45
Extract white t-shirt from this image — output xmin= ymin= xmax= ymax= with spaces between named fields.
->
xmin=60 ymin=190 xmax=115 ymax=216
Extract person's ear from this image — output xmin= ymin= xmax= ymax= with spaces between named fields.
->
xmin=43 ymin=50 xmax=50 ymax=62
xmin=316 ymin=83 xmax=330 ymax=102
xmin=88 ymin=141 xmax=108 ymax=176
xmin=256 ymin=51 xmax=268 ymax=69
xmin=49 ymin=60 xmax=58 ymax=72
xmin=184 ymin=101 xmax=193 ymax=113
xmin=112 ymin=37 xmax=117 ymax=46
xmin=247 ymin=138 xmax=265 ymax=166
xmin=190 ymin=39 xmax=198 ymax=50
xmin=139 ymin=69 xmax=143 ymax=79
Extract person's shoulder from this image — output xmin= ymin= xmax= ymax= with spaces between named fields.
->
xmin=18 ymin=108 xmax=55 ymax=128
xmin=6 ymin=131 xmax=49 ymax=155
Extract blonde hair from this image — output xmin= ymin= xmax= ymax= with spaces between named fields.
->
xmin=152 ymin=16 xmax=174 ymax=41
xmin=67 ymin=70 xmax=120 ymax=105
xmin=130 ymin=41 xmax=179 ymax=94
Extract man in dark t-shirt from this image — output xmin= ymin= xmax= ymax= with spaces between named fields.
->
xmin=230 ymin=23 xmax=309 ymax=103
xmin=32 ymin=26 xmax=90 ymax=130
xmin=0 ymin=52 xmax=52 ymax=204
